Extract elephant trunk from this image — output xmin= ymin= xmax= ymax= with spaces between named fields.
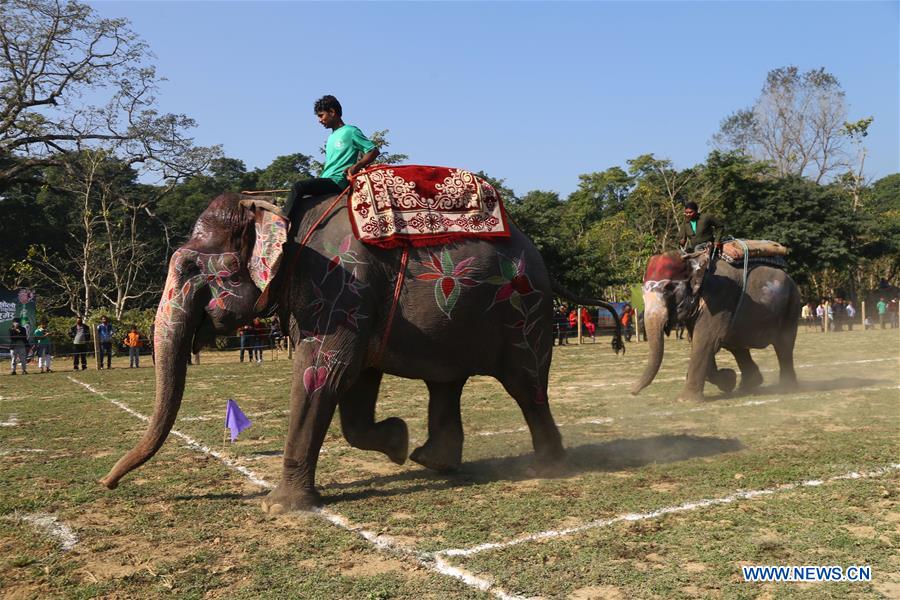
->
xmin=100 ymin=261 xmax=199 ymax=489
xmin=631 ymin=290 xmax=668 ymax=395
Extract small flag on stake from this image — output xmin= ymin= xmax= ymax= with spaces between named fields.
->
xmin=225 ymin=399 xmax=252 ymax=442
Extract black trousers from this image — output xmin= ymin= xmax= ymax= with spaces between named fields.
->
xmin=283 ymin=178 xmax=343 ymax=218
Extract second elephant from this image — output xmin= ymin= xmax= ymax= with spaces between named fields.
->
xmin=632 ymin=250 xmax=801 ymax=401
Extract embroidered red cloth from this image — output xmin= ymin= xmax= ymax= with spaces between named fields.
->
xmin=348 ymin=165 xmax=510 ymax=248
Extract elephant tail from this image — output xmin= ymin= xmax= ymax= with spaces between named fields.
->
xmin=551 ymin=279 xmax=625 ymax=355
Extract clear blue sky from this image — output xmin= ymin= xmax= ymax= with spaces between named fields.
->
xmin=91 ymin=1 xmax=899 ymax=197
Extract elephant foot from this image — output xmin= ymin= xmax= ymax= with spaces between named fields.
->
xmin=738 ymin=371 xmax=764 ymax=392
xmin=712 ymin=368 xmax=737 ymax=393
xmin=530 ymin=447 xmax=567 ymax=477
xmin=676 ymin=390 xmax=706 ymax=403
xmin=379 ymin=417 xmax=409 ymax=466
xmin=776 ymin=376 xmax=798 ymax=393
xmin=409 ymin=440 xmax=462 ymax=473
xmin=261 ymin=483 xmax=322 ymax=514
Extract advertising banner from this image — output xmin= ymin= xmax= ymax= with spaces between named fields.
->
xmin=0 ymin=287 xmax=37 ymax=346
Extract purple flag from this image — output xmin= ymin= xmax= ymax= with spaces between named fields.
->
xmin=225 ymin=399 xmax=252 ymax=442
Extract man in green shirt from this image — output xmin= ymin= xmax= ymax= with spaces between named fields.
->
xmin=283 ymin=95 xmax=380 ymax=219
xmin=877 ymin=297 xmax=888 ymax=329
xmin=678 ymin=201 xmax=723 ymax=251
xmin=33 ymin=318 xmax=52 ymax=373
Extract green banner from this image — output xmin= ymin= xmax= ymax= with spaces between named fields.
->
xmin=630 ymin=283 xmax=644 ymax=314
xmin=0 ymin=287 xmax=37 ymax=345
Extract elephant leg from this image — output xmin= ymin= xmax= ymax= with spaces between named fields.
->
xmin=679 ymin=334 xmax=719 ymax=402
xmin=731 ymin=348 xmax=763 ymax=391
xmin=773 ymin=326 xmax=799 ymax=390
xmin=706 ymin=353 xmax=737 ymax=394
xmin=410 ymin=379 xmax=466 ymax=472
xmin=262 ymin=345 xmax=358 ymax=514
xmin=339 ymin=369 xmax=408 ymax=465
xmin=499 ymin=370 xmax=565 ymax=467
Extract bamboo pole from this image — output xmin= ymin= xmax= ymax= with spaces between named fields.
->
xmin=92 ymin=324 xmax=101 ymax=369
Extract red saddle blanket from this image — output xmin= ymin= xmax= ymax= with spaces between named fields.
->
xmin=348 ymin=165 xmax=510 ymax=248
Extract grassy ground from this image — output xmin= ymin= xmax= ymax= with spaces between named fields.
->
xmin=0 ymin=327 xmax=897 ymax=599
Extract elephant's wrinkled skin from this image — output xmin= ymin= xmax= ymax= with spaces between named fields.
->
xmin=101 ymin=193 xmax=620 ymax=512
xmin=632 ymin=251 xmax=801 ymax=402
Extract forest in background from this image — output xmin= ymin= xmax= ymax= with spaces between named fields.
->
xmin=2 ymin=0 xmax=897 ymax=320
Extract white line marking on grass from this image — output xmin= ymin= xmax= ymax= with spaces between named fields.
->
xmin=0 ymin=448 xmax=45 ymax=456
xmin=0 ymin=415 xmax=19 ymax=427
xmin=438 ymin=463 xmax=900 ymax=558
xmin=6 ymin=513 xmax=79 ymax=551
xmin=583 ymin=356 xmax=899 ymax=390
xmin=472 ymin=384 xmax=900 ymax=438
xmin=69 ymin=377 xmax=524 ymax=600
xmin=68 ymin=377 xmax=272 ymax=489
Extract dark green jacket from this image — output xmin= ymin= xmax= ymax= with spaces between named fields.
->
xmin=678 ymin=214 xmax=723 ymax=249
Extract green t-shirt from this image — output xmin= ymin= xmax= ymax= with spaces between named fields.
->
xmin=34 ymin=327 xmax=49 ymax=346
xmin=690 ymin=220 xmax=697 ymax=234
xmin=320 ymin=125 xmax=376 ymax=188
xmin=877 ymin=301 xmax=887 ymax=314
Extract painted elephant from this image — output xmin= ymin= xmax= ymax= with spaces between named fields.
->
xmin=100 ymin=192 xmax=622 ymax=512
xmin=631 ymin=250 xmax=801 ymax=402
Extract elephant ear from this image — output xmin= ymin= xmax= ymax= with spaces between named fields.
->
xmin=245 ymin=205 xmax=289 ymax=295
xmin=685 ymin=251 xmax=710 ymax=296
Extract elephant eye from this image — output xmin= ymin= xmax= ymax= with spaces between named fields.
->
xmin=229 ymin=274 xmax=242 ymax=285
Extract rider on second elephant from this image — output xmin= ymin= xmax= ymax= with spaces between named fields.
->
xmin=678 ymin=201 xmax=723 ymax=251
xmin=282 ymin=95 xmax=380 ymax=220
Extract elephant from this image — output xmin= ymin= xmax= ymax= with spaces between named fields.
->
xmin=100 ymin=191 xmax=623 ymax=512
xmin=631 ymin=249 xmax=801 ymax=402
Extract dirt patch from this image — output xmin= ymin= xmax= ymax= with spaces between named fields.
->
xmin=843 ymin=524 xmax=877 ymax=539
xmin=683 ymin=562 xmax=707 ymax=572
xmin=339 ymin=555 xmax=413 ymax=578
xmin=568 ymin=584 xmax=625 ymax=599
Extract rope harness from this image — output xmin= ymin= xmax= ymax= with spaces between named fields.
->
xmin=287 ymin=186 xmax=409 ymax=364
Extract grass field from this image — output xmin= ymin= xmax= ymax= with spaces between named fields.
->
xmin=1 ymin=327 xmax=898 ymax=599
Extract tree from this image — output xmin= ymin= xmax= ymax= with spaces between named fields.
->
xmin=625 ymin=154 xmax=697 ymax=252
xmin=0 ymin=0 xmax=219 ymax=188
xmin=252 ymin=153 xmax=314 ymax=191
xmin=713 ymin=66 xmax=851 ymax=183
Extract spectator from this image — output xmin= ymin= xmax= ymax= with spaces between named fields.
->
xmin=9 ymin=318 xmax=29 ymax=375
xmin=70 ymin=317 xmax=90 ymax=370
xmin=270 ymin=315 xmax=284 ymax=351
xmin=620 ymin=304 xmax=635 ymax=342
xmin=845 ymin=301 xmax=856 ymax=331
xmin=825 ymin=299 xmax=833 ymax=331
xmin=124 ymin=325 xmax=142 ymax=368
xmin=815 ymin=301 xmax=825 ymax=332
xmin=97 ymin=315 xmax=114 ymax=369
xmin=801 ymin=302 xmax=812 ymax=331
xmin=33 ymin=318 xmax=53 ymax=373
xmin=556 ymin=305 xmax=570 ymax=346
xmin=582 ymin=308 xmax=596 ymax=342
xmin=252 ymin=317 xmax=267 ymax=363
xmin=890 ymin=298 xmax=899 ymax=328
xmin=832 ymin=297 xmax=845 ymax=332
xmin=239 ymin=323 xmax=255 ymax=363
xmin=876 ymin=297 xmax=888 ymax=329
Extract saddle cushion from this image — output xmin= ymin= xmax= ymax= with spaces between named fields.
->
xmin=348 ymin=165 xmax=510 ymax=248
xmin=722 ymin=239 xmax=788 ymax=261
